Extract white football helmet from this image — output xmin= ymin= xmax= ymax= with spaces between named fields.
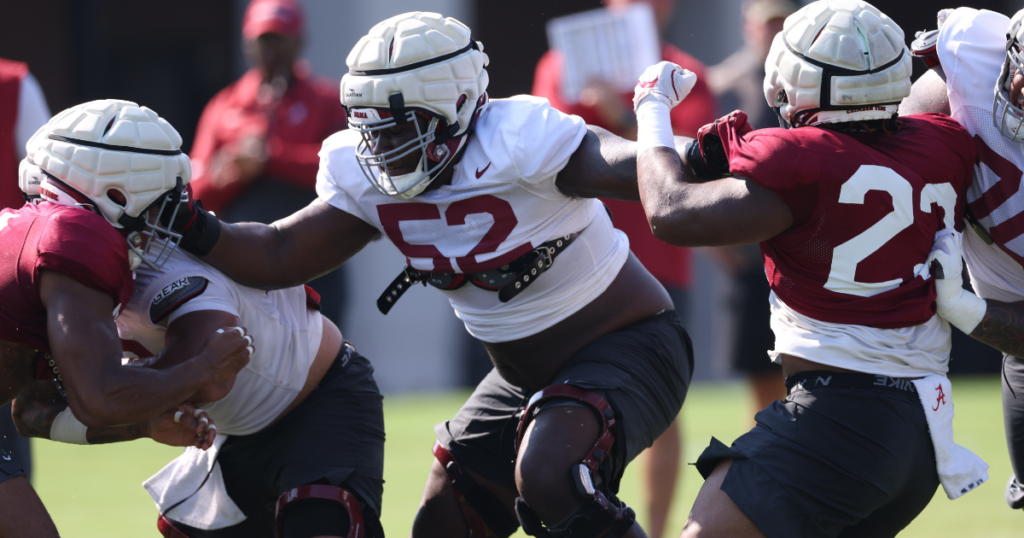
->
xmin=764 ymin=0 xmax=912 ymax=128
xmin=341 ymin=12 xmax=489 ymax=199
xmin=995 ymin=9 xmax=1024 ymax=142
xmin=22 ymin=99 xmax=191 ymax=270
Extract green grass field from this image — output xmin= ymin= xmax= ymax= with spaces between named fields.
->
xmin=32 ymin=376 xmax=1022 ymax=537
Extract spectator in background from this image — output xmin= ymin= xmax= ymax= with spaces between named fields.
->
xmin=188 ymin=0 xmax=347 ymax=325
xmin=705 ymin=0 xmax=797 ymax=420
xmin=0 ymin=56 xmax=50 ymax=481
xmin=533 ymin=1 xmax=717 ymax=536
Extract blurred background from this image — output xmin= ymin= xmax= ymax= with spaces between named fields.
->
xmin=1 ymin=0 xmax=1021 ymax=536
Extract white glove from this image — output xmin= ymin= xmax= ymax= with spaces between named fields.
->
xmin=632 ymin=61 xmax=697 ymax=113
xmin=937 ymin=8 xmax=954 ymax=29
xmin=926 ymin=229 xmax=986 ymax=334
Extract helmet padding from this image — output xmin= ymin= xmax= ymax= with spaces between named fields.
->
xmin=764 ymin=0 xmax=912 ymax=128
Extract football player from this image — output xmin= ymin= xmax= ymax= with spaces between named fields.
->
xmin=13 ymin=206 xmax=384 ymax=537
xmin=901 ymin=6 xmax=1024 ymax=511
xmin=166 ymin=11 xmax=693 ymax=538
xmin=634 ymin=1 xmax=985 ymax=536
xmin=0 ymin=100 xmax=251 ymax=453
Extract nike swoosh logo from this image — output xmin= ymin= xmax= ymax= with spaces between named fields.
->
xmin=2 ymin=455 xmax=10 ymax=461
xmin=476 ymin=162 xmax=492 ymax=179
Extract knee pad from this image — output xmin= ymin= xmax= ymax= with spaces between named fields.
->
xmin=433 ymin=441 xmax=520 ymax=538
xmin=156 ymin=515 xmax=189 ymax=538
xmin=275 ymin=485 xmax=365 ymax=538
xmin=514 ymin=385 xmax=636 ymax=538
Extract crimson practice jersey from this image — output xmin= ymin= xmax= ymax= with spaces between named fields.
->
xmin=0 ymin=202 xmax=134 ymax=352
xmin=714 ymin=113 xmax=976 ymax=329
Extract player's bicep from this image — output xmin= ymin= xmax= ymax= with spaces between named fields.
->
xmin=38 ymin=270 xmax=124 ymax=410
xmin=641 ymin=147 xmax=793 ymax=247
xmin=898 ymin=68 xmax=950 ymax=116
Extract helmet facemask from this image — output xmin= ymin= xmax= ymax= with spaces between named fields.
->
xmin=120 ymin=179 xmax=186 ymax=271
xmin=350 ymin=107 xmax=454 ymax=199
xmin=995 ymin=13 xmax=1024 ymax=143
xmin=348 ymin=93 xmax=483 ymax=199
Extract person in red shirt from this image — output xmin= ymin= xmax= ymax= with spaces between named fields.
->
xmin=532 ymin=2 xmax=717 ymax=536
xmin=188 ymin=0 xmax=348 ymax=324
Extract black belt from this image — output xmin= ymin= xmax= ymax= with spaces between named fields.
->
xmin=377 ymin=231 xmax=581 ymax=315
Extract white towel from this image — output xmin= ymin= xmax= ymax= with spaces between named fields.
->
xmin=911 ymin=375 xmax=989 ymax=500
xmin=142 ymin=435 xmax=246 ymax=530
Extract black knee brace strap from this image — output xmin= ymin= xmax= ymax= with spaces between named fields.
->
xmin=434 ymin=441 xmax=520 ymax=538
xmin=514 ymin=385 xmax=636 ymax=538
xmin=276 ymin=485 xmax=364 ymax=538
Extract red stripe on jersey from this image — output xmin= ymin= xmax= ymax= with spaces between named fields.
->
xmin=971 ymin=134 xmax=1022 ymax=221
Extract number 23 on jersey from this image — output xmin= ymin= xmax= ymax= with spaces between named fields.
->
xmin=824 ymin=165 xmax=957 ymax=298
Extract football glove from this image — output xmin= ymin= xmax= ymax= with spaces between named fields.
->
xmin=632 ymin=61 xmax=697 ymax=113
xmin=926 ymin=229 xmax=986 ymax=334
xmin=687 ymin=110 xmax=753 ymax=180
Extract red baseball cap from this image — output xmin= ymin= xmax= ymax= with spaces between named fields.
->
xmin=242 ymin=0 xmax=304 ymax=40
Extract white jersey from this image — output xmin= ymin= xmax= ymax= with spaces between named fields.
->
xmin=939 ymin=8 xmax=1024 ymax=302
xmin=116 ymin=246 xmax=323 ymax=436
xmin=317 ymin=96 xmax=630 ymax=342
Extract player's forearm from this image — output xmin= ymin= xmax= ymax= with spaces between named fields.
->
xmin=557 ymin=127 xmax=693 ymax=200
xmin=970 ymin=299 xmax=1024 ymax=357
xmin=13 ymin=393 xmax=147 ymax=444
xmin=74 ymin=360 xmax=209 ymax=428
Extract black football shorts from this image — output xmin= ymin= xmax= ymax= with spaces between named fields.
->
xmin=168 ymin=344 xmax=385 ymax=538
xmin=0 ymin=448 xmax=24 ymax=485
xmin=435 ymin=310 xmax=694 ymax=494
xmin=696 ymin=370 xmax=939 ymax=538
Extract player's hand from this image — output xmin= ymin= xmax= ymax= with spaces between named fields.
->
xmin=147 ymin=402 xmax=217 ymax=450
xmin=926 ymin=229 xmax=987 ymax=334
xmin=937 ymin=8 xmax=954 ymax=29
xmin=692 ymin=110 xmax=753 ymax=178
xmin=633 ymin=61 xmax=697 ymax=113
xmin=196 ymin=326 xmax=253 ymax=387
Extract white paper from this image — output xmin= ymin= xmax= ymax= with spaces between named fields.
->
xmin=546 ymin=4 xmax=661 ymax=104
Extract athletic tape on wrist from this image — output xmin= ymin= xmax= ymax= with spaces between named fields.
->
xmin=635 ymin=100 xmax=675 ymax=155
xmin=50 ymin=407 xmax=89 ymax=445
xmin=938 ymin=289 xmax=987 ymax=335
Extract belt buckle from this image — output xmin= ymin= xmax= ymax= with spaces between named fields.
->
xmin=538 ymin=245 xmax=554 ymax=269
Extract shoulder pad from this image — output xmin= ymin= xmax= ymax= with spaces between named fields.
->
xmin=150 ymin=276 xmax=208 ymax=323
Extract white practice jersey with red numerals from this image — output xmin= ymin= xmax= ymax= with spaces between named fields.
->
xmin=317 ymin=96 xmax=630 ymax=342
xmin=939 ymin=8 xmax=1024 ymax=303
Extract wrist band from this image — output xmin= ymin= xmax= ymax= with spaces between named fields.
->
xmin=50 ymin=407 xmax=90 ymax=445
xmin=938 ymin=289 xmax=987 ymax=335
xmin=635 ymin=100 xmax=675 ymax=155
